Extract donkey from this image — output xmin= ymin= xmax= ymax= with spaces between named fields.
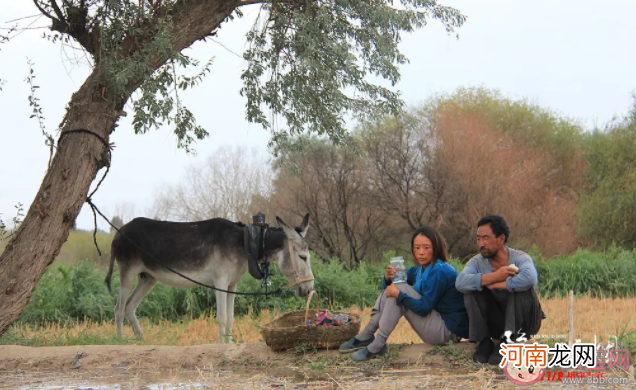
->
xmin=105 ymin=214 xmax=313 ymax=343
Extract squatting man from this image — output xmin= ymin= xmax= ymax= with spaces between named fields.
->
xmin=455 ymin=215 xmax=544 ymax=365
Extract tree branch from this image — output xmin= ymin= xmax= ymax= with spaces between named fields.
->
xmin=118 ymin=0 xmax=243 ymax=92
xmin=49 ymin=0 xmax=66 ymax=22
xmin=238 ymin=0 xmax=292 ymax=7
xmin=32 ymin=0 xmax=57 ymax=21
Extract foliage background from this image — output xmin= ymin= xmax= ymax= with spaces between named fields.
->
xmin=13 ymin=248 xmax=636 ymax=327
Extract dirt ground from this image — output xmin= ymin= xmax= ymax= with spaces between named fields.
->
xmin=0 ymin=342 xmax=633 ymax=389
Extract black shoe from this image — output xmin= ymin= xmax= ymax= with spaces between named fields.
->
xmin=339 ymin=335 xmax=375 ymax=353
xmin=488 ymin=341 xmax=504 ymax=365
xmin=473 ymin=337 xmax=494 ymax=363
xmin=351 ymin=345 xmax=388 ymax=361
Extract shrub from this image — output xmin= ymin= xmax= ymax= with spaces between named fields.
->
xmin=16 ymin=248 xmax=636 ymax=326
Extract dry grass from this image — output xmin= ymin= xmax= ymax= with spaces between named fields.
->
xmin=8 ymin=297 xmax=636 ymax=346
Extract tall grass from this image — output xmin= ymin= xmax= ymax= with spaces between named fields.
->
xmin=448 ymin=247 xmax=636 ymax=299
xmin=534 ymin=247 xmax=636 ymax=298
xmin=17 ymin=257 xmax=386 ymax=327
xmin=12 ymin=248 xmax=636 ymax=327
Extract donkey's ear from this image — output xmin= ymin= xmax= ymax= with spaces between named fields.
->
xmin=296 ymin=213 xmax=310 ymax=238
xmin=276 ymin=216 xmax=296 ymax=238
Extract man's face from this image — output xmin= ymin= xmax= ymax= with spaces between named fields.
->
xmin=477 ymin=223 xmax=505 ymax=259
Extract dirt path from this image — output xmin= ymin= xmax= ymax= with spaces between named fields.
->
xmin=2 ymin=341 xmax=459 ymax=373
xmin=0 ymin=343 xmax=630 ymax=389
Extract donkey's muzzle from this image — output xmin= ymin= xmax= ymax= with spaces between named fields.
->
xmin=296 ymin=280 xmax=315 ymax=297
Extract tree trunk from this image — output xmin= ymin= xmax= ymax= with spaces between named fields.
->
xmin=0 ymin=68 xmax=123 ymax=334
xmin=0 ymin=0 xmax=241 ymax=335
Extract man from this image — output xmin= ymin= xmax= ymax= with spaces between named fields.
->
xmin=455 ymin=215 xmax=543 ymax=365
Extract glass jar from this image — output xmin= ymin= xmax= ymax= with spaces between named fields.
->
xmin=390 ymin=256 xmax=407 ymax=284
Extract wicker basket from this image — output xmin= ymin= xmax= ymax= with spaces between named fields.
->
xmin=261 ymin=291 xmax=361 ymax=350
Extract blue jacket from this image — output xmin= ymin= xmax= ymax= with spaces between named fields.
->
xmin=384 ymin=259 xmax=469 ymax=339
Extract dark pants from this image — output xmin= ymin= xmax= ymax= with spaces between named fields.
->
xmin=464 ymin=287 xmax=543 ymax=343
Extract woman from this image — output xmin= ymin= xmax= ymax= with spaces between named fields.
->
xmin=339 ymin=226 xmax=469 ymax=361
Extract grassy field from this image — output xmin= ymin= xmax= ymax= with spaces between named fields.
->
xmin=3 ymin=296 xmax=635 ymax=353
xmin=1 ymin=244 xmax=635 ymax=356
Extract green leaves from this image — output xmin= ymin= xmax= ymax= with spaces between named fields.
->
xmin=15 ymin=257 xmax=386 ymax=326
xmin=25 ymin=59 xmax=54 ymax=165
xmin=578 ymin=99 xmax=636 ymax=249
xmin=534 ymin=248 xmax=636 ymax=298
xmin=30 ymin=0 xmax=465 ymax=154
xmin=131 ymin=55 xmax=212 ymax=154
xmin=241 ymin=0 xmax=465 ymax=149
xmin=14 ymin=249 xmax=636 ymax=327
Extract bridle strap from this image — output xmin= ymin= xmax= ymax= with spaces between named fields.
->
xmin=286 ymin=238 xmax=314 ymax=288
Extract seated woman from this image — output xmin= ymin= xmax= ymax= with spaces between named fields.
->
xmin=339 ymin=226 xmax=469 ymax=361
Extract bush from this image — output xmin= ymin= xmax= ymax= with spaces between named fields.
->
xmin=18 ymin=255 xmax=385 ymax=326
xmin=578 ymin=99 xmax=636 ymax=249
xmin=534 ymin=247 xmax=636 ymax=298
xmin=449 ymin=247 xmax=636 ymax=298
xmin=16 ymin=248 xmax=636 ymax=327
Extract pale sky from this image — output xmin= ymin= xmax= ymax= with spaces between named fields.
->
xmin=1 ymin=0 xmax=635 ymax=231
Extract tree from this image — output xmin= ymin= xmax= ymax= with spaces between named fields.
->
xmin=113 ymin=201 xmax=137 ymax=225
xmin=415 ymin=88 xmax=584 ymax=257
xmin=150 ymin=145 xmax=273 ymax=222
xmin=261 ymin=88 xmax=585 ymax=263
xmin=109 ymin=216 xmax=124 ymax=234
xmin=269 ymin=138 xmax=394 ymax=267
xmin=0 ymin=0 xmax=465 ymax=334
xmin=578 ymin=98 xmax=636 ymax=248
xmin=357 ymin=115 xmax=431 ymax=230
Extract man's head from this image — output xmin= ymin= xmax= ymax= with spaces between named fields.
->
xmin=476 ymin=215 xmax=509 ymax=259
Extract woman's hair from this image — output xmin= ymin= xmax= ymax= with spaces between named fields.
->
xmin=411 ymin=226 xmax=449 ymax=262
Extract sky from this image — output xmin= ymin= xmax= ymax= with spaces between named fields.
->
xmin=1 ymin=0 xmax=635 ymax=232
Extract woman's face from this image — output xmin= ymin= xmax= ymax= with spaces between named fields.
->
xmin=413 ymin=234 xmax=434 ymax=266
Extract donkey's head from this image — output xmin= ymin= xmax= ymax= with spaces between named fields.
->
xmin=275 ymin=214 xmax=314 ymax=297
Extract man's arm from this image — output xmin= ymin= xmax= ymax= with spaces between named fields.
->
xmin=486 ymin=281 xmax=508 ymax=289
xmin=455 ymin=258 xmax=483 ymax=293
xmin=481 ymin=272 xmax=505 ymax=286
xmin=506 ymin=256 xmax=538 ymax=292
xmin=456 ymin=258 xmax=516 ymax=293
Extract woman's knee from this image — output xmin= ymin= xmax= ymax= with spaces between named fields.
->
xmin=396 ymin=283 xmax=421 ymax=298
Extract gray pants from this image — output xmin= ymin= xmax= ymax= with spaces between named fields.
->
xmin=357 ymin=283 xmax=458 ymax=353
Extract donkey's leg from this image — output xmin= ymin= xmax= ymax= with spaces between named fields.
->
xmin=225 ymin=282 xmax=239 ymax=343
xmin=124 ymin=273 xmax=157 ymax=340
xmin=115 ymin=267 xmax=136 ymax=339
xmin=214 ymin=287 xmax=229 ymax=343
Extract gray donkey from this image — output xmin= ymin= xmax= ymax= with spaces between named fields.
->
xmin=105 ymin=214 xmax=313 ymax=343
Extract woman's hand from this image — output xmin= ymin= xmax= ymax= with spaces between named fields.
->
xmin=385 ymin=265 xmax=396 ymax=281
xmin=385 ymin=282 xmax=400 ymax=298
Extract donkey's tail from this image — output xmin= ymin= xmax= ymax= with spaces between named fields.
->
xmin=105 ymin=250 xmax=116 ymax=294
